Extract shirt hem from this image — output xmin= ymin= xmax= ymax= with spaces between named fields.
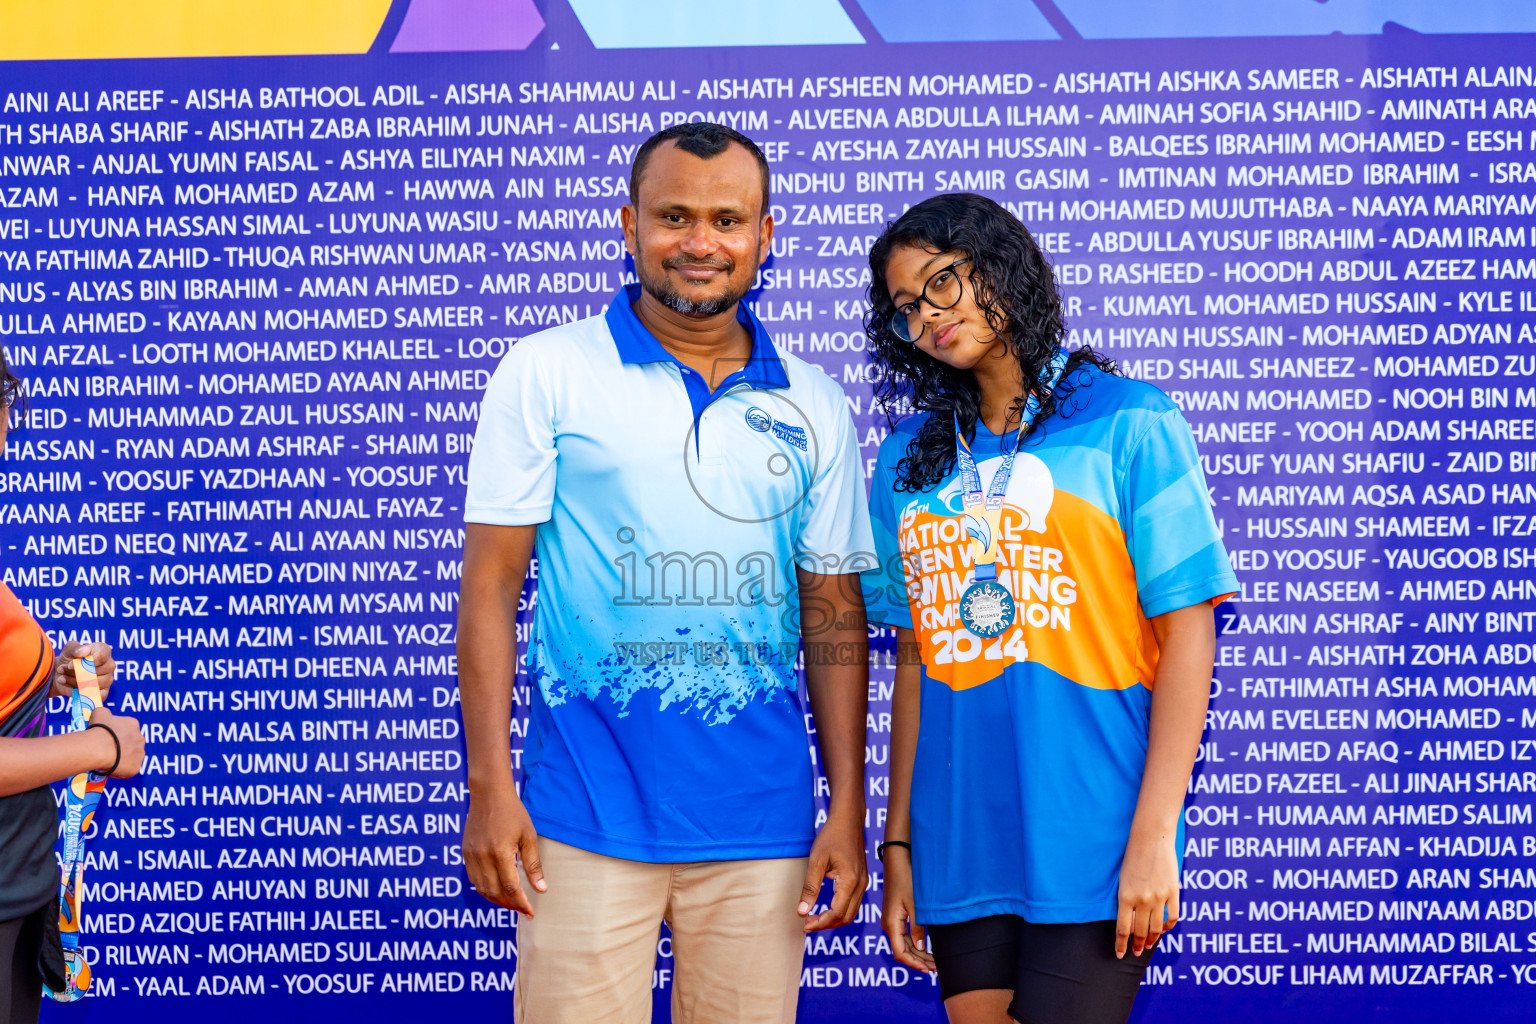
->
xmin=531 ymin=813 xmax=815 ymax=864
xmin=917 ymin=896 xmax=1118 ymax=926
xmin=1141 ymin=575 xmax=1239 ymax=620
xmin=0 ymin=883 xmax=58 ymax=925
xmin=463 ymin=504 xmax=552 ymax=526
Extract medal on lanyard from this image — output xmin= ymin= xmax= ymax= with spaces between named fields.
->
xmin=955 ymin=348 xmax=1069 ymax=639
xmin=46 ymin=656 xmax=109 ymax=1003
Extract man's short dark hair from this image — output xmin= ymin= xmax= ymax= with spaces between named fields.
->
xmin=629 ymin=122 xmax=771 ymax=214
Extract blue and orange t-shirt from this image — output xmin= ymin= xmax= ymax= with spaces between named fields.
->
xmin=862 ymin=367 xmax=1238 ymax=924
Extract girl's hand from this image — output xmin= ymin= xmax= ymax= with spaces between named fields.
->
xmin=1116 ymin=829 xmax=1179 ymax=958
xmin=881 ymin=848 xmax=936 ymax=973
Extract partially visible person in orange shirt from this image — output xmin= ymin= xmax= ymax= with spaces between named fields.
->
xmin=1 ymin=345 xmax=145 ymax=1024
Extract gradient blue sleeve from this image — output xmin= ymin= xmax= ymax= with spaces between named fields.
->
xmin=464 ymin=340 xmax=557 ymax=526
xmin=1122 ymin=409 xmax=1239 ymax=618
xmin=860 ymin=448 xmax=914 ymax=630
xmin=795 ymin=389 xmax=875 ymax=574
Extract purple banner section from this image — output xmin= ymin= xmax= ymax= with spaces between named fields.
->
xmin=1 ymin=23 xmax=1534 ymax=1024
xmin=390 ymin=0 xmax=546 ymax=52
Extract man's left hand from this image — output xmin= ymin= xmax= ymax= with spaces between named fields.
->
xmin=53 ymin=641 xmax=116 ymax=701
xmin=798 ymin=807 xmax=868 ymax=932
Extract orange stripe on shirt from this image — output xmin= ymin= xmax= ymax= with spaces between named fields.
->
xmin=0 ymin=583 xmax=53 ymax=726
xmin=900 ymin=490 xmax=1160 ymax=693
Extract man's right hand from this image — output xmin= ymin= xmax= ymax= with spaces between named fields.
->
xmin=462 ymin=785 xmax=546 ymax=915
xmin=880 ymin=848 xmax=935 ymax=973
xmin=88 ymin=706 xmax=145 ymax=779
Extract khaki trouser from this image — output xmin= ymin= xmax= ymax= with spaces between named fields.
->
xmin=513 ymin=837 xmax=809 ymax=1024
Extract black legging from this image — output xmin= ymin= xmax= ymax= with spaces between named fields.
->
xmin=0 ymin=905 xmax=45 ymax=1024
xmin=927 ymin=917 xmax=1153 ymax=1024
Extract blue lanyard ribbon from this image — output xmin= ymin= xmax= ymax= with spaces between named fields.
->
xmin=955 ymin=348 xmax=1070 ymax=581
xmin=46 ymin=657 xmax=107 ymax=1003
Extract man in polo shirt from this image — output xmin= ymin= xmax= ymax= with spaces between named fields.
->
xmin=457 ymin=122 xmax=872 ymax=1024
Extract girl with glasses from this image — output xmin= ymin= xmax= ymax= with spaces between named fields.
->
xmin=860 ymin=193 xmax=1237 ymax=1024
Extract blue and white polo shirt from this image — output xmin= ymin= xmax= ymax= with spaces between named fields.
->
xmin=465 ymin=284 xmax=873 ymax=862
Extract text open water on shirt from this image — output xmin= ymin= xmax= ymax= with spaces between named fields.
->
xmin=898 ymin=452 xmax=1157 ymax=693
xmin=683 ymin=390 xmax=822 ymax=526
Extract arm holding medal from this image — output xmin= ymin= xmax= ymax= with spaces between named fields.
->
xmin=0 ymin=642 xmax=143 ymax=797
xmin=55 ymin=640 xmax=145 ymax=780
xmin=1115 ymin=604 xmax=1217 ymax=959
xmin=457 ymin=523 xmax=547 ymax=915
xmin=0 ymin=720 xmax=138 ymax=797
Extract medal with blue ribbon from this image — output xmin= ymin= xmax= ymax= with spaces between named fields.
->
xmin=45 ymin=656 xmax=108 ymax=1003
xmin=954 ymin=348 xmax=1069 ymax=639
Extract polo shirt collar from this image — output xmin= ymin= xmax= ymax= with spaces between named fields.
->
xmin=606 ymin=283 xmax=790 ymax=389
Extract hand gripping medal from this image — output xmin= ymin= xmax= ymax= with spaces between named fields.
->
xmin=45 ymin=656 xmax=109 ymax=1002
xmin=954 ymin=349 xmax=1069 ymax=639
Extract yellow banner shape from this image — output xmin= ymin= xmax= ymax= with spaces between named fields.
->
xmin=0 ymin=0 xmax=391 ymax=60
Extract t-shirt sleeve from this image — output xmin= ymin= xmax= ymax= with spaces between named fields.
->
xmin=794 ymin=391 xmax=875 ymax=575
xmin=463 ymin=340 xmax=558 ymax=526
xmin=1122 ymin=408 xmax=1239 ymax=619
xmin=860 ymin=450 xmax=914 ymax=630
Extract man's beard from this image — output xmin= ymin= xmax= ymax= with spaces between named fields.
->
xmin=637 ymin=254 xmax=748 ymax=317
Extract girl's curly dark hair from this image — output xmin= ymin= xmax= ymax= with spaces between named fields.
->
xmin=863 ymin=192 xmax=1118 ymax=492
xmin=1 ymin=343 xmax=25 ymax=421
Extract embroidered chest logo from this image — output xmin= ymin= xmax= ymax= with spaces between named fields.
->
xmin=745 ymin=406 xmax=808 ymax=451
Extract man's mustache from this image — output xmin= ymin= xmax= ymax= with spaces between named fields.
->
xmin=663 ymin=254 xmax=734 ymax=272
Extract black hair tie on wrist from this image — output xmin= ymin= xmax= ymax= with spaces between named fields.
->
xmin=86 ymin=722 xmax=120 ymax=776
xmin=876 ymin=840 xmax=912 ymax=864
